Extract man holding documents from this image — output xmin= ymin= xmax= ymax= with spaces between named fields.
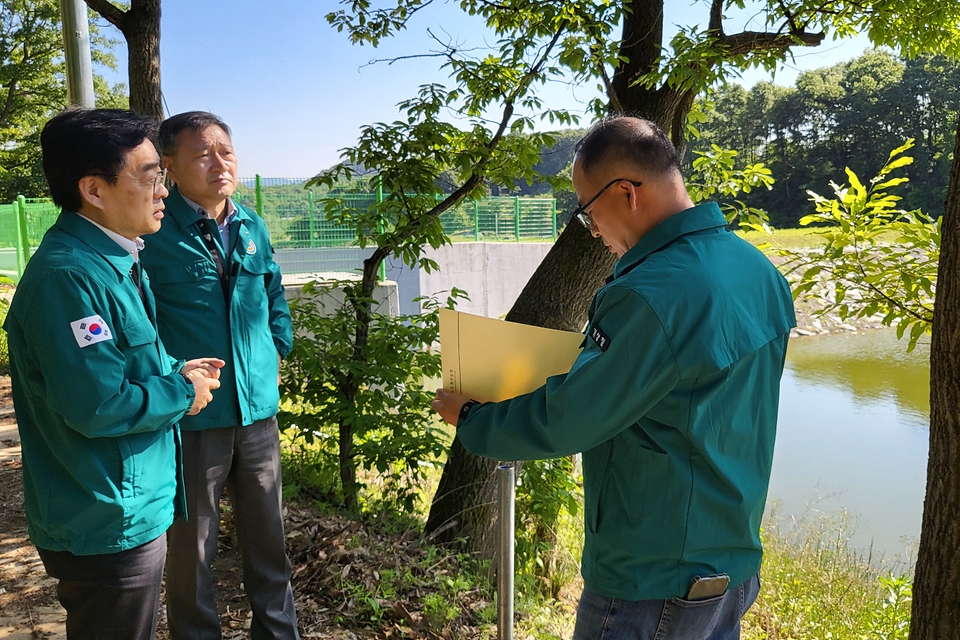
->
xmin=433 ymin=116 xmax=796 ymax=640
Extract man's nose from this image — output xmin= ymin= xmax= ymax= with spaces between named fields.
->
xmin=590 ymin=226 xmax=601 ymax=238
xmin=210 ymin=153 xmax=229 ymax=171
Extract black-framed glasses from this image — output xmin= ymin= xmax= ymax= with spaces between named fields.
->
xmin=573 ymin=178 xmax=642 ymax=230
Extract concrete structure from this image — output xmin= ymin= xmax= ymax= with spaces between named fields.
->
xmin=385 ymin=242 xmax=553 ymax=319
xmin=282 ymin=273 xmax=399 ymax=317
xmin=277 ymin=241 xmax=553 ymax=320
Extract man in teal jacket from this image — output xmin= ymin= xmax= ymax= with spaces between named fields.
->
xmin=140 ymin=111 xmax=297 ymax=640
xmin=5 ymin=108 xmax=223 ymax=640
xmin=433 ymin=117 xmax=796 ymax=640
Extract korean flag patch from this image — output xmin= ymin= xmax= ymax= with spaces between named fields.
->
xmin=70 ymin=314 xmax=113 ymax=348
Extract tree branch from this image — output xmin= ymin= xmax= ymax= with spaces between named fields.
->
xmin=83 ymin=0 xmax=128 ymax=32
xmin=709 ymin=0 xmax=723 ymax=33
xmin=718 ymin=30 xmax=824 ymax=56
xmin=706 ymin=0 xmax=823 ymax=55
xmin=364 ymin=19 xmax=570 ymax=269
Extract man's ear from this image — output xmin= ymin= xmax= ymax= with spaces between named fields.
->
xmin=624 ymin=180 xmax=642 ymax=213
xmin=161 ymin=156 xmax=176 ymax=184
xmin=77 ymin=176 xmax=106 ymax=211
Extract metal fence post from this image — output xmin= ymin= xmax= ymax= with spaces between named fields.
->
xmin=514 ymin=196 xmax=521 ymax=242
xmin=255 ymin=174 xmax=264 ymax=216
xmin=376 ymin=175 xmax=386 ymax=282
xmin=474 ymin=200 xmax=480 ymax=241
xmin=12 ymin=198 xmax=24 ymax=279
xmin=498 ymin=464 xmax=515 ymax=640
xmin=552 ymin=198 xmax=558 ymax=241
xmin=16 ymin=195 xmax=30 ymax=270
xmin=308 ymin=191 xmax=316 ymax=248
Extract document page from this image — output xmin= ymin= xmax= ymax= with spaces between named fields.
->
xmin=440 ymin=308 xmax=584 ymax=402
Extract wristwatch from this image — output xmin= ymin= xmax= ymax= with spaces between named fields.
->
xmin=458 ymin=400 xmax=481 ymax=424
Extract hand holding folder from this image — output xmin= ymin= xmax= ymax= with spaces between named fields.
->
xmin=439 ymin=309 xmax=584 ymax=403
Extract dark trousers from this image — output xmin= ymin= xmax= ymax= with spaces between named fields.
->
xmin=37 ymin=533 xmax=167 ymax=640
xmin=166 ymin=417 xmax=299 ymax=640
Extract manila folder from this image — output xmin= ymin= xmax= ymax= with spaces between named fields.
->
xmin=440 ymin=308 xmax=583 ymax=403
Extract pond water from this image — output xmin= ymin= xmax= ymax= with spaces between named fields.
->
xmin=767 ymin=328 xmax=930 ymax=562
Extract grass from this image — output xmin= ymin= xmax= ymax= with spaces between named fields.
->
xmin=737 ymin=227 xmax=827 ymax=249
xmin=744 ymin=511 xmax=911 ymax=640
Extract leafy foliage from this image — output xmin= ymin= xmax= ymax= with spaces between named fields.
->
xmin=686 ymin=143 xmax=775 ymax=226
xmin=279 ymin=281 xmax=459 ymax=511
xmin=767 ymin=140 xmax=937 ymax=351
xmin=687 ymin=51 xmax=960 ymax=226
xmin=514 ymin=455 xmax=582 ymax=598
xmin=0 ymin=0 xmax=128 ymax=201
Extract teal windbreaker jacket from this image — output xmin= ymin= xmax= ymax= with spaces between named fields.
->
xmin=458 ymin=202 xmax=797 ymax=600
xmin=5 ymin=212 xmax=194 ymax=555
xmin=140 ymin=187 xmax=293 ymax=430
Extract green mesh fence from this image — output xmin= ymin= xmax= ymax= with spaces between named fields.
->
xmin=21 ymin=198 xmax=59 ymax=249
xmin=0 ymin=203 xmax=20 ymax=279
xmin=6 ymin=177 xmax=559 ymax=279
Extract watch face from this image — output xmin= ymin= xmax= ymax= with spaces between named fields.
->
xmin=458 ymin=400 xmax=479 ymax=422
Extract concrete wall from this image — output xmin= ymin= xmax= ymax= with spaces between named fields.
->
xmin=282 ymin=274 xmax=399 ymax=317
xmin=279 ymin=241 xmax=553 ymax=320
xmin=414 ymin=242 xmax=553 ymax=319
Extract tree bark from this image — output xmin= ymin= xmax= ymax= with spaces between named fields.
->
xmin=909 ymin=117 xmax=960 ymax=639
xmin=85 ymin=0 xmax=163 ymax=119
xmin=124 ymin=0 xmax=162 ymax=119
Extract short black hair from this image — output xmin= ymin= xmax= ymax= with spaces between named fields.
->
xmin=40 ymin=108 xmax=159 ymax=212
xmin=575 ymin=116 xmax=680 ymax=178
xmin=158 ymin=111 xmax=232 ymax=156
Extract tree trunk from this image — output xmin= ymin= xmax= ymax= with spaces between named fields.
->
xmin=84 ymin=0 xmax=163 ymax=120
xmin=124 ymin=0 xmax=162 ymax=119
xmin=909 ymin=117 xmax=960 ymax=638
xmin=424 ymin=0 xmax=691 ymax=552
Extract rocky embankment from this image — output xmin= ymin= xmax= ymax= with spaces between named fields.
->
xmin=769 ymin=255 xmax=888 ymax=338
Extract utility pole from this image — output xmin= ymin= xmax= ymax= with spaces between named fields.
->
xmin=60 ymin=0 xmax=96 ymax=107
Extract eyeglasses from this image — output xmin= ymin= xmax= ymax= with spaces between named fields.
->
xmin=573 ymin=178 xmax=642 ymax=230
xmin=149 ymin=168 xmax=168 ymax=195
xmin=93 ymin=168 xmax=167 ymax=195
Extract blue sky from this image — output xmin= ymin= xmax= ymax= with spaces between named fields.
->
xmin=96 ymin=1 xmax=871 ymax=177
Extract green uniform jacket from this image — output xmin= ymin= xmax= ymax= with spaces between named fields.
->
xmin=458 ymin=203 xmax=796 ymax=600
xmin=5 ymin=212 xmax=195 ymax=556
xmin=140 ymin=187 xmax=293 ymax=430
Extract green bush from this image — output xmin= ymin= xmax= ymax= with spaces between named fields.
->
xmin=279 ymin=280 xmax=456 ymax=513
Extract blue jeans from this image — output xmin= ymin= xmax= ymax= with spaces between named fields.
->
xmin=572 ymin=574 xmax=760 ymax=640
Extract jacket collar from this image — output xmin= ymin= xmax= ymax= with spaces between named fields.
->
xmin=163 ymin=185 xmax=253 ymax=231
xmin=55 ymin=211 xmax=136 ymax=277
xmin=611 ymin=202 xmax=727 ymax=280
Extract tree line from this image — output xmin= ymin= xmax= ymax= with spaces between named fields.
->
xmin=500 ymin=49 xmax=960 ymax=229
xmin=688 ymin=50 xmax=960 ymax=227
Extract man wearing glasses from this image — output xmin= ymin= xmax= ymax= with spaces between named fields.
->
xmin=5 ymin=108 xmax=223 ymax=639
xmin=433 ymin=116 xmax=796 ymax=639
xmin=139 ymin=111 xmax=297 ymax=640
